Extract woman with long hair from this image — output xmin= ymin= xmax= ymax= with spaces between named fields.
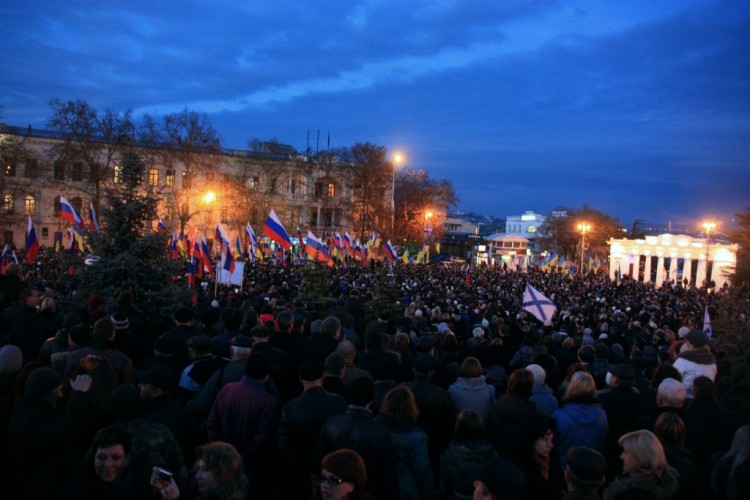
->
xmin=655 ymin=412 xmax=697 ymax=499
xmin=603 ymin=430 xmax=678 ymax=500
xmin=153 ymin=441 xmax=247 ymax=499
xmin=377 ymin=385 xmax=435 ymax=499
xmin=553 ymin=371 xmax=608 ymax=473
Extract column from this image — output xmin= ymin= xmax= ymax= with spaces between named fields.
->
xmin=644 ymin=254 xmax=652 ymax=284
xmin=668 ymin=253 xmax=678 ymax=284
xmin=632 ymin=254 xmax=641 ymax=280
xmin=682 ymin=256 xmax=693 ymax=287
xmin=655 ymin=254 xmax=665 ymax=288
xmin=695 ymin=258 xmax=705 ymax=286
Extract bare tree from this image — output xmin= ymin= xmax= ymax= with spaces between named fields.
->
xmin=139 ymin=109 xmax=221 ymax=235
xmin=46 ymin=99 xmax=134 ymax=208
xmin=394 ymin=167 xmax=458 ymax=245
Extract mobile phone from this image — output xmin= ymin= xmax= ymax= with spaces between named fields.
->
xmin=157 ymin=468 xmax=173 ymax=482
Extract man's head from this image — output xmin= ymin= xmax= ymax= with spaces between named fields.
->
xmin=138 ymin=365 xmax=174 ymax=401
xmin=526 ymin=364 xmax=546 ymax=386
xmin=336 ymin=340 xmax=357 ymax=365
xmin=230 ymin=335 xmax=253 ymax=360
xmin=320 ymin=316 xmax=341 ymax=340
xmin=606 ymin=363 xmax=635 ymax=388
xmin=656 ymin=378 xmax=687 ymax=409
xmin=565 ymin=446 xmax=607 ymax=492
xmin=173 ymin=306 xmax=194 ymax=325
xmin=25 ymin=367 xmax=63 ymax=405
xmin=324 ymin=353 xmax=346 ymax=378
xmin=348 ymin=377 xmax=374 ymax=407
xmin=244 ymin=353 xmax=271 ymax=381
xmin=186 ymin=335 xmax=212 ymax=359
xmin=20 ymin=287 xmax=41 ymax=309
xmin=250 ymin=324 xmax=271 ymax=344
xmin=93 ymin=318 xmax=116 ymax=342
xmin=92 ymin=427 xmax=131 ymax=483
xmin=276 ymin=311 xmax=294 ymax=333
xmin=298 ymin=360 xmax=325 ymax=388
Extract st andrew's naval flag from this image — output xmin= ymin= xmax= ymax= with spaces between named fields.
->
xmin=523 ymin=284 xmax=557 ymax=323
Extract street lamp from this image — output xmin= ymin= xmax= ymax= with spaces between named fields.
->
xmin=391 ymin=152 xmax=404 ymax=238
xmin=577 ymin=222 xmax=591 ymax=275
xmin=425 ymin=210 xmax=434 ymax=263
xmin=702 ymin=220 xmax=716 ymax=286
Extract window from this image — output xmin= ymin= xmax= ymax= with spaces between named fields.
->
xmin=53 ymin=195 xmax=61 ymax=216
xmin=205 ymin=173 xmax=214 ymax=184
xmin=42 ymin=227 xmax=49 ymax=238
xmin=527 ymin=225 xmax=536 ymax=233
xmin=24 ymin=158 xmax=38 ymax=178
xmin=71 ymin=197 xmax=83 ymax=216
xmin=268 ymin=177 xmax=277 ymax=194
xmin=327 ymin=183 xmax=335 ymax=198
xmin=148 ymin=168 xmax=159 ymax=187
xmin=3 ymin=194 xmax=13 ymax=214
xmin=3 ymin=231 xmax=13 ymax=244
xmin=182 ymin=171 xmax=191 ymax=189
xmin=114 ymin=165 xmax=123 ymax=184
xmin=164 ymin=204 xmax=173 ymax=220
xmin=4 ymin=161 xmax=16 ymax=177
xmin=250 ymin=176 xmax=259 ymax=190
xmin=165 ymin=170 xmax=175 ymax=187
xmin=289 ymin=178 xmax=296 ymax=195
xmin=54 ymin=161 xmax=65 ymax=180
xmin=71 ymin=162 xmax=83 ymax=182
xmin=24 ymin=195 xmax=35 ymax=215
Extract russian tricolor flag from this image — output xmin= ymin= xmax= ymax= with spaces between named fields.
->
xmin=88 ymin=201 xmax=100 ymax=232
xmin=26 ymin=215 xmax=40 ymax=264
xmin=215 ymin=224 xmax=235 ymax=273
xmin=156 ymin=218 xmax=167 ymax=233
xmin=305 ymin=230 xmax=333 ymax=266
xmin=262 ymin=209 xmax=292 ymax=251
xmin=59 ymin=196 xmax=82 ymax=225
xmin=383 ymin=240 xmax=397 ymax=262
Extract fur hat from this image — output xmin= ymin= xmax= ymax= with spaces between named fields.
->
xmin=25 ymin=367 xmax=62 ymax=398
xmin=685 ymin=329 xmax=709 ymax=347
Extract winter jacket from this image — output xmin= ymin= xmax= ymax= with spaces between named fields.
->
xmin=553 ymin=400 xmax=608 ymax=472
xmin=603 ymin=468 xmax=678 ymax=500
xmin=672 ymin=348 xmax=717 ymax=398
xmin=379 ymin=417 xmax=436 ymax=500
xmin=448 ymin=375 xmax=495 ymax=422
xmin=530 ymin=384 xmax=559 ymax=416
xmin=441 ymin=440 xmax=498 ymax=500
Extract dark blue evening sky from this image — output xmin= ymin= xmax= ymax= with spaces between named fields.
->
xmin=1 ymin=1 xmax=748 ymax=230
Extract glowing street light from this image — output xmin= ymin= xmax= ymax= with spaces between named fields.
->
xmin=391 ymin=152 xmax=405 ymax=237
xmin=577 ymin=222 xmax=591 ymax=275
xmin=702 ymin=220 xmax=716 ymax=286
xmin=202 ymin=190 xmax=217 ymax=204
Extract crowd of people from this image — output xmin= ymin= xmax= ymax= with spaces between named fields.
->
xmin=0 ymin=258 xmax=748 ymax=499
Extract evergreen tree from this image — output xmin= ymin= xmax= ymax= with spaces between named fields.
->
xmin=74 ymin=150 xmax=183 ymax=319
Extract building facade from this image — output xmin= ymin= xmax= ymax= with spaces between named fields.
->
xmin=0 ymin=124 xmax=362 ymax=250
xmin=505 ymin=210 xmax=545 ymax=252
xmin=608 ymin=233 xmax=737 ymax=289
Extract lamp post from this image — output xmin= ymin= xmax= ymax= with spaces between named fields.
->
xmin=702 ymin=221 xmax=716 ymax=286
xmin=391 ymin=152 xmax=404 ymax=238
xmin=425 ymin=209 xmax=433 ymax=263
xmin=577 ymin=222 xmax=591 ymax=275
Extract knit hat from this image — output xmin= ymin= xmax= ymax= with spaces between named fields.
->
xmin=678 ymin=326 xmax=690 ymax=339
xmin=110 ymin=312 xmax=129 ymax=330
xmin=686 ymin=329 xmax=709 ymax=347
xmin=25 ymin=367 xmax=62 ymax=398
xmin=298 ymin=360 xmax=325 ymax=381
xmin=0 ymin=345 xmax=22 ymax=374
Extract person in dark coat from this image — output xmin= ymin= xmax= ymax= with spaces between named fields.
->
xmin=377 ymin=385 xmax=436 ymax=499
xmin=487 ymin=368 xmax=542 ymax=459
xmin=402 ymin=353 xmax=456 ymax=486
xmin=206 ymin=353 xmax=280 ymax=498
xmin=278 ymin=360 xmax=348 ymax=498
xmin=4 ymin=286 xmax=44 ymax=363
xmin=9 ymin=368 xmax=93 ymax=499
xmin=441 ymin=409 xmax=498 ymax=500
xmin=0 ymin=263 xmax=25 ymax=310
xmin=294 ymin=315 xmax=341 ymax=364
xmin=596 ymin=362 xmax=648 ymax=480
xmin=687 ymin=376 xmax=740 ymax=456
xmin=315 ymin=377 xmax=400 ymax=499
xmin=709 ymin=424 xmax=750 ymax=500
xmin=561 ymin=447 xmax=607 ymax=500
xmin=512 ymin=412 xmax=565 ymax=500
xmin=654 ymin=412 xmax=698 ymax=500
xmin=64 ymin=317 xmax=133 ymax=385
xmin=138 ymin=365 xmax=187 ymax=450
xmin=157 ymin=306 xmax=201 ymax=370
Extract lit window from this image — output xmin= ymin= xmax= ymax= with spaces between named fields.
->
xmin=164 ymin=204 xmax=173 ymax=220
xmin=251 ymin=176 xmax=259 ymax=189
xmin=327 ymin=183 xmax=335 ymax=198
xmin=4 ymin=162 xmax=16 ymax=177
xmin=3 ymin=194 xmax=13 ymax=214
xmin=114 ymin=165 xmax=123 ymax=184
xmin=148 ymin=168 xmax=159 ymax=187
xmin=165 ymin=170 xmax=175 ymax=187
xmin=527 ymin=225 xmax=536 ymax=233
xmin=24 ymin=195 xmax=35 ymax=215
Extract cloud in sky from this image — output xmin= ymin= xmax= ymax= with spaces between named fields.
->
xmin=1 ymin=0 xmax=748 ymax=227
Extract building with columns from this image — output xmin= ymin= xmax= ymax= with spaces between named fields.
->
xmin=608 ymin=233 xmax=737 ymax=289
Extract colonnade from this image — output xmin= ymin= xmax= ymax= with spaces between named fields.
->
xmin=608 ymin=234 xmax=737 ymax=289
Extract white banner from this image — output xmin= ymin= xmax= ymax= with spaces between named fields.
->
xmin=218 ymin=261 xmax=244 ymax=285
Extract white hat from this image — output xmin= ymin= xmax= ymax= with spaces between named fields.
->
xmin=678 ymin=326 xmax=690 ymax=338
